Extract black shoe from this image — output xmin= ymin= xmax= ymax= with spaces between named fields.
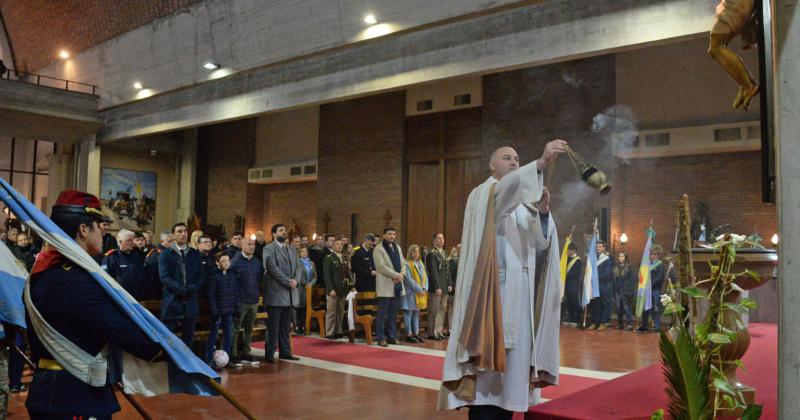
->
xmin=326 ymin=335 xmax=337 ymax=340
xmin=406 ymin=336 xmax=419 ymax=343
xmin=387 ymin=338 xmax=397 ymax=345
xmin=414 ymin=334 xmax=425 ymax=343
xmin=427 ymin=335 xmax=441 ymax=341
xmin=437 ymin=333 xmax=448 ymax=340
xmin=279 ymin=355 xmax=300 ymax=361
xmin=230 ymin=358 xmax=243 ymax=367
xmin=636 ymin=327 xmax=649 ymax=333
xmin=264 ymin=358 xmax=277 ymax=364
xmin=616 ymin=324 xmax=625 ymax=330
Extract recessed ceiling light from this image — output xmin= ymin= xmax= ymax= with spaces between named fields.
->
xmin=203 ymin=62 xmax=220 ymax=70
xmin=59 ymin=50 xmax=70 ymax=60
xmin=364 ymin=14 xmax=378 ymax=25
xmin=133 ymin=82 xmax=143 ymax=90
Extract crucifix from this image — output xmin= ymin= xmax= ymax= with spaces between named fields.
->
xmin=382 ymin=210 xmax=393 ymax=227
xmin=322 ymin=212 xmax=331 ymax=234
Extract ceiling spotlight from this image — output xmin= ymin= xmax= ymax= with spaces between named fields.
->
xmin=133 ymin=82 xmax=143 ymax=90
xmin=59 ymin=50 xmax=70 ymax=60
xmin=203 ymin=62 xmax=220 ymax=70
xmin=364 ymin=14 xmax=378 ymax=25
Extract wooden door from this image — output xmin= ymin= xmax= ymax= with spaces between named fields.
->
xmin=445 ymin=158 xmax=485 ymax=247
xmin=406 ymin=163 xmax=439 ymax=250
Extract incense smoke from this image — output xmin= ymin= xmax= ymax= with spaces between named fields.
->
xmin=591 ymin=105 xmax=639 ymax=164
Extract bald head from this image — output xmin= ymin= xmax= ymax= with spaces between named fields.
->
xmin=489 ymin=146 xmax=520 ymax=180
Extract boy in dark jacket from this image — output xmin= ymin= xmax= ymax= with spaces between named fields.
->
xmin=206 ymin=253 xmax=238 ymax=366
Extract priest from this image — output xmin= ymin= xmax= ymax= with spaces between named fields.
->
xmin=438 ymin=141 xmax=566 ymax=419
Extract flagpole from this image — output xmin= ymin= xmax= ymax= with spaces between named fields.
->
xmin=115 ymin=384 xmax=153 ymax=420
xmin=207 ymin=378 xmax=257 ymax=420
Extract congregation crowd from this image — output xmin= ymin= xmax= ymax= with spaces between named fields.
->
xmin=1 ymin=221 xmax=464 ymax=372
xmin=1 ymin=218 xmax=673 ymax=377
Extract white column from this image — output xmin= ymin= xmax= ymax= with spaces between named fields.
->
xmin=776 ymin=1 xmax=800 ymax=418
xmin=175 ymin=129 xmax=197 ymax=224
xmin=74 ymin=135 xmax=101 ymax=195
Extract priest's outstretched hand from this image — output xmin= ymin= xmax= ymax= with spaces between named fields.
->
xmin=537 ymin=139 xmax=568 ymax=170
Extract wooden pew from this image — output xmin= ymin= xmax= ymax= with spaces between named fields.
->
xmin=354 ymin=291 xmax=377 ymax=345
xmin=305 ymin=285 xmax=326 ymax=337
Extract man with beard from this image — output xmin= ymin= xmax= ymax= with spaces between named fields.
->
xmin=263 ymin=224 xmax=303 ymax=362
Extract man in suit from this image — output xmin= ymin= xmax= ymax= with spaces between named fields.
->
xmin=263 ymin=224 xmax=303 ymax=362
xmin=144 ymin=230 xmax=173 ymax=299
xmin=158 ymin=222 xmax=206 ymax=346
xmin=425 ymin=233 xmax=450 ymax=340
xmin=563 ymin=242 xmax=584 ymax=327
xmin=101 ymin=229 xmax=147 ymax=300
xmin=310 ymin=234 xmax=334 ymax=288
xmin=324 ymin=238 xmax=353 ymax=339
xmin=24 ymin=190 xmax=162 ymax=419
xmin=372 ymin=227 xmax=406 ymax=347
xmin=351 ymin=233 xmax=377 ymax=292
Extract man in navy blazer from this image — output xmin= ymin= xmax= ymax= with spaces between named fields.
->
xmin=159 ymin=222 xmax=205 ymax=346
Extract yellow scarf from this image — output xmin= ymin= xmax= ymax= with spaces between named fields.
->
xmin=407 ymin=260 xmax=428 ymax=310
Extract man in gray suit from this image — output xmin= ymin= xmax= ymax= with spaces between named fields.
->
xmin=263 ymin=223 xmax=303 ymax=363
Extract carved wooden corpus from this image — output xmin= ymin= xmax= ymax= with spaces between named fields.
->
xmin=383 ymin=210 xmax=393 ymax=227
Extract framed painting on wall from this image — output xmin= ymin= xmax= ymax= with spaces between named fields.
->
xmin=100 ymin=167 xmax=157 ymax=232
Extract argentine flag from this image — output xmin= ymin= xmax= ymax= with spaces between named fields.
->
xmin=0 ymin=178 xmax=219 ymax=397
xmin=0 ymin=241 xmax=27 ymax=338
xmin=581 ymin=232 xmax=599 ymax=307
xmin=635 ymin=228 xmax=656 ymax=317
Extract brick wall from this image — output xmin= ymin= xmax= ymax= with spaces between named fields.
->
xmin=482 ymin=55 xmax=617 ymax=245
xmin=614 ymin=151 xmax=777 ymax=261
xmin=200 ymin=119 xmax=255 ymax=236
xmin=317 ymin=92 xmax=405 ymax=238
xmin=246 ymin=181 xmax=318 ymax=238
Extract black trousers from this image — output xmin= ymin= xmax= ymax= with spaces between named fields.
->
xmin=266 ymin=306 xmax=293 ymax=359
xmin=164 ymin=318 xmax=196 ymax=347
xmin=468 ymin=405 xmax=514 ymax=420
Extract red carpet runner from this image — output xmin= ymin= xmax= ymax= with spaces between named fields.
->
xmin=527 ymin=323 xmax=777 ymax=419
xmin=253 ymin=337 xmax=606 ymax=400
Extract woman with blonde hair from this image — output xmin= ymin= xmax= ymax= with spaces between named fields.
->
xmin=402 ymin=244 xmax=428 ymax=343
xmin=189 ymin=229 xmax=204 ymax=249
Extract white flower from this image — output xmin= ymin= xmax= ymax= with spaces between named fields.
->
xmin=660 ymin=294 xmax=672 ymax=306
xmin=715 ymin=233 xmax=747 ymax=245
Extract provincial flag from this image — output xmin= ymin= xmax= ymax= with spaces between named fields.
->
xmin=635 ymin=227 xmax=656 ymax=317
xmin=0 ymin=241 xmax=27 ymax=338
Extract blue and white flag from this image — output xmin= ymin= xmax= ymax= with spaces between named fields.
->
xmin=0 ymin=241 xmax=27 ymax=338
xmin=0 ymin=178 xmax=219 ymax=396
xmin=581 ymin=231 xmax=600 ymax=307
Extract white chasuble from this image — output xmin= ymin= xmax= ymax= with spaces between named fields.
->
xmin=438 ymin=160 xmax=561 ymax=412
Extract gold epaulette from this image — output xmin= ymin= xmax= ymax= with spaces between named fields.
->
xmin=145 ymin=248 xmax=156 ymax=258
xmin=104 ymin=249 xmax=116 ymax=257
xmin=353 ymin=246 xmax=361 ymax=251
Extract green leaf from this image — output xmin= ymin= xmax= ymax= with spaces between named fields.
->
xmin=723 ymin=302 xmax=747 ymax=314
xmin=649 ymin=409 xmax=665 ymax=420
xmin=713 ymin=378 xmax=737 ymax=396
xmin=663 ymin=302 xmax=685 ymax=316
xmin=741 ymin=297 xmax=758 ymax=310
xmin=708 ymin=333 xmax=732 ymax=344
xmin=681 ymin=287 xmax=706 ymax=298
xmin=742 ymin=404 xmax=763 ymax=420
xmin=733 ymin=358 xmax=748 ymax=374
xmin=722 ymin=394 xmax=737 ymax=409
xmin=695 ymin=323 xmax=709 ymax=342
xmin=658 ymin=329 xmax=711 ymax=420
xmin=745 ymin=269 xmax=763 ymax=284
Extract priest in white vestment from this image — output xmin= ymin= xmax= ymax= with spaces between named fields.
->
xmin=438 ymin=141 xmax=566 ymax=419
